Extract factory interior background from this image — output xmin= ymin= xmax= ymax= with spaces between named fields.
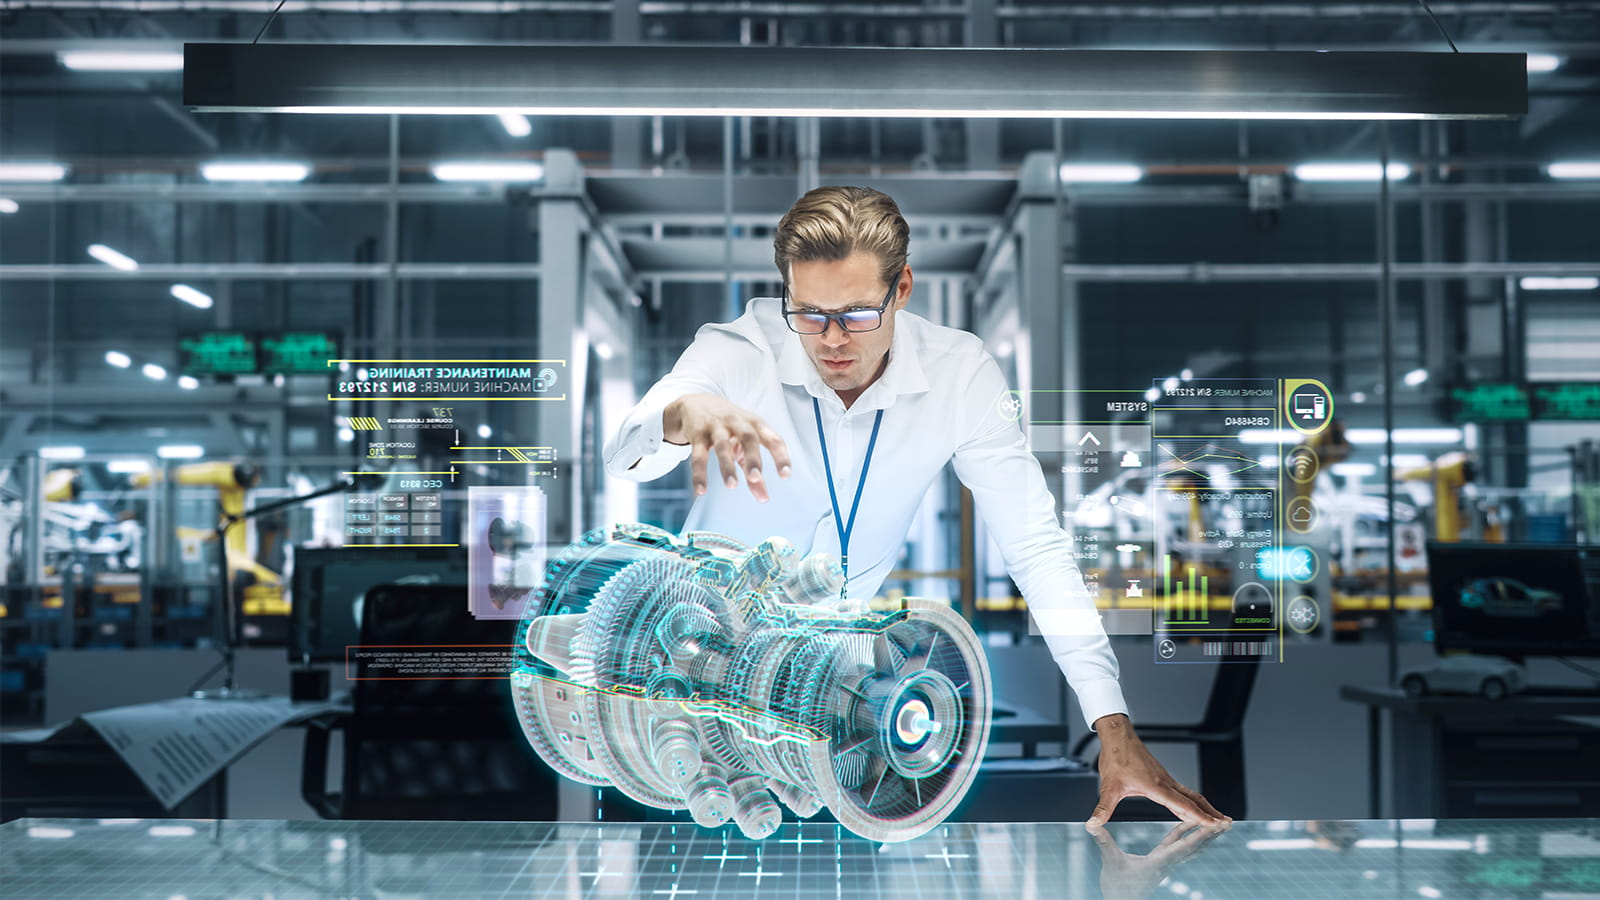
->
xmin=2 ymin=0 xmax=1600 ymax=841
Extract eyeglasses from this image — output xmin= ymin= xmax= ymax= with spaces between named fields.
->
xmin=781 ymin=274 xmax=901 ymax=335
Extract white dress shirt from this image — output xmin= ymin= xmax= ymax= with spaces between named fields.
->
xmin=604 ymin=297 xmax=1128 ymax=729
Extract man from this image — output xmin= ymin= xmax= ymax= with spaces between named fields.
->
xmin=604 ymin=186 xmax=1229 ymax=827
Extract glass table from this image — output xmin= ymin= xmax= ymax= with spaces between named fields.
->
xmin=3 ymin=816 xmax=1598 ymax=899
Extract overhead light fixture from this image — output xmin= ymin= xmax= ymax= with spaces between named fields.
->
xmin=477 ymin=424 xmax=493 ymax=439
xmin=1525 ymin=53 xmax=1561 ymax=74
xmin=1520 ymin=276 xmax=1599 ymax=291
xmin=497 ymin=113 xmax=533 ymax=137
xmin=182 ymin=45 xmax=1526 ymax=120
xmin=200 ymin=161 xmax=311 ymax=182
xmin=1162 ymin=376 xmax=1181 ymax=392
xmin=59 ymin=50 xmax=184 ymax=72
xmin=1331 ymin=462 xmax=1378 ymax=477
xmin=0 ymin=162 xmax=68 ymax=182
xmin=1545 ymin=161 xmax=1600 ymax=179
xmin=1351 ymin=392 xmax=1368 ymax=403
xmin=26 ymin=827 xmax=76 ymax=840
xmin=40 ymin=446 xmax=87 ymax=461
xmin=593 ymin=341 xmax=615 ymax=360
xmin=88 ymin=243 xmax=139 ymax=271
xmin=105 ymin=350 xmax=132 ymax=368
xmin=170 ymin=284 xmax=214 ymax=308
xmin=108 ymin=459 xmax=152 ymax=474
xmin=337 ymin=427 xmax=355 ymax=443
xmin=1239 ymin=428 xmax=1302 ymax=445
xmin=1349 ymin=428 xmax=1464 ymax=445
xmin=142 ymin=363 xmax=168 ymax=380
xmin=1180 ymin=368 xmax=1193 ymax=381
xmin=1058 ymin=164 xmax=1143 ymax=183
xmin=1144 ymin=387 xmax=1161 ymax=403
xmin=1293 ymin=162 xmax=1413 ymax=182
xmin=0 ymin=199 xmax=18 ymax=214
xmin=157 ymin=445 xmax=205 ymax=460
xmin=1403 ymin=368 xmax=1429 ymax=387
xmin=177 ymin=375 xmax=200 ymax=390
xmin=430 ymin=161 xmax=546 ymax=182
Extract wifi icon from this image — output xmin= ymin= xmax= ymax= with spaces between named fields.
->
xmin=1286 ymin=447 xmax=1319 ymax=484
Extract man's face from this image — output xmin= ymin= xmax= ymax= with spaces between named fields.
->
xmin=787 ymin=251 xmax=913 ymax=402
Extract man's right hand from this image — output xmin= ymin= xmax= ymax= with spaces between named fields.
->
xmin=664 ymin=394 xmax=793 ymax=502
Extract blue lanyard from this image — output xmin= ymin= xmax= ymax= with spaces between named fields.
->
xmin=812 ymin=396 xmax=884 ymax=596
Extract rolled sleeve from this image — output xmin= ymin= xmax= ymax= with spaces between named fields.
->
xmin=950 ymin=355 xmax=1130 ymax=731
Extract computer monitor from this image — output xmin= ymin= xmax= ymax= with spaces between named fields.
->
xmin=288 ymin=547 xmax=470 ymax=663
xmin=1427 ymin=541 xmax=1600 ymax=659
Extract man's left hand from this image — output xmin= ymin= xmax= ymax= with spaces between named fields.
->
xmin=1087 ymin=713 xmax=1231 ymax=826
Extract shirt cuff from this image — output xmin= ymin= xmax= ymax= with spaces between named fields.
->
xmin=1075 ymin=677 xmax=1131 ymax=731
xmin=604 ymin=395 xmax=693 ymax=481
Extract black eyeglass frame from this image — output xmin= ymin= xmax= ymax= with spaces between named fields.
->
xmin=780 ymin=274 xmax=903 ymax=335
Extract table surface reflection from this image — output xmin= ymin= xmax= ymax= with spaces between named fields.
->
xmin=3 ymin=817 xmax=1598 ymax=899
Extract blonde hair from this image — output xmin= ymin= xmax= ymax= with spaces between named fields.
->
xmin=773 ymin=186 xmax=909 ymax=288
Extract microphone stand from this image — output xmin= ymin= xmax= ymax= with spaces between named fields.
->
xmin=194 ymin=474 xmax=369 ymax=700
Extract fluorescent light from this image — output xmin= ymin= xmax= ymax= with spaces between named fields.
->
xmin=1417 ymin=887 xmax=1442 ymax=899
xmin=1382 ymin=454 xmax=1432 ymax=468
xmin=337 ymin=427 xmax=354 ymax=443
xmin=157 ymin=445 xmax=204 ymax=460
xmin=1349 ymin=428 xmax=1464 ymax=445
xmin=1293 ymin=162 xmax=1412 ymax=181
xmin=27 ymin=826 xmax=75 ymax=839
xmin=142 ymin=363 xmax=168 ymax=381
xmin=1058 ymin=163 xmax=1143 ymax=183
xmin=1350 ymin=391 xmax=1368 ymax=404
xmin=177 ymin=375 xmax=200 ymax=390
xmin=0 ymin=162 xmax=68 ymax=182
xmin=273 ymin=105 xmax=1448 ymax=121
xmin=1525 ymin=53 xmax=1561 ymax=74
xmin=147 ymin=824 xmax=197 ymax=837
xmin=430 ymin=161 xmax=546 ymax=182
xmin=1144 ymin=387 xmax=1161 ymax=403
xmin=59 ymin=50 xmax=184 ymax=72
xmin=594 ymin=341 xmax=615 ymax=360
xmin=1332 ymin=462 xmax=1378 ymax=477
xmin=1520 ymin=276 xmax=1598 ymax=291
xmin=477 ymin=424 xmax=493 ymax=439
xmin=0 ymin=198 xmax=18 ymax=214
xmin=1403 ymin=368 xmax=1429 ymax=387
xmin=108 ymin=459 xmax=152 ymax=474
xmin=105 ymin=350 xmax=132 ymax=368
xmin=1546 ymin=161 xmax=1600 ymax=179
xmin=87 ymin=243 xmax=139 ymax=271
xmin=1239 ymin=428 xmax=1300 ymax=445
xmin=40 ymin=446 xmax=86 ymax=460
xmin=200 ymin=161 xmax=311 ymax=182
xmin=497 ymin=113 xmax=532 ymax=137
xmin=1246 ymin=839 xmax=1318 ymax=850
xmin=170 ymin=284 xmax=214 ymax=308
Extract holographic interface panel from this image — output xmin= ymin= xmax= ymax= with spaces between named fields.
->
xmin=511 ymin=524 xmax=992 ymax=843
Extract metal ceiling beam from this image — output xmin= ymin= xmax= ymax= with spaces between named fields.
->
xmin=182 ymin=43 xmax=1527 ymax=120
xmin=1059 ymin=261 xmax=1600 ymax=282
xmin=618 ymin=236 xmax=986 ymax=280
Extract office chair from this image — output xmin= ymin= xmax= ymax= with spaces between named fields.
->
xmin=1073 ymin=655 xmax=1261 ymax=820
xmin=301 ymin=583 xmax=559 ymax=821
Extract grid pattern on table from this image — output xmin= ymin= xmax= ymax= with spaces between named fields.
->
xmin=3 ymin=817 xmax=1598 ymax=899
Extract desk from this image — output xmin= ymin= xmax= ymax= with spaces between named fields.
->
xmin=1341 ymin=686 xmax=1600 ymax=819
xmin=4 ymin=816 xmax=1598 ymax=898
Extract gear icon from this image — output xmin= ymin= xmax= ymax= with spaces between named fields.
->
xmin=996 ymin=393 xmax=1023 ymax=422
xmin=1287 ymin=595 xmax=1319 ymax=633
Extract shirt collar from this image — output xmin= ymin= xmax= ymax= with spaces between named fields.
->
xmin=776 ymin=303 xmax=931 ymax=410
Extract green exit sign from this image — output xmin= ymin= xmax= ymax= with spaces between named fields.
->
xmin=1450 ymin=383 xmax=1530 ymax=422
xmin=179 ymin=332 xmax=257 ymax=375
xmin=1534 ymin=382 xmax=1600 ymax=421
xmin=1451 ymin=382 xmax=1600 ymax=422
xmin=261 ymin=332 xmax=339 ymax=375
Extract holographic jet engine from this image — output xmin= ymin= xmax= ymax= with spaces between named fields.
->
xmin=512 ymin=524 xmax=992 ymax=843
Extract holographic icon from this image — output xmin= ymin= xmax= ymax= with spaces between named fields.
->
xmin=1285 ymin=445 xmax=1320 ymax=485
xmin=533 ymin=367 xmax=559 ymax=391
xmin=1286 ymin=497 xmax=1319 ymax=534
xmin=996 ymin=391 xmax=1023 ymax=423
xmin=1287 ymin=595 xmax=1320 ymax=633
xmin=1120 ymin=451 xmax=1142 ymax=468
xmin=1158 ymin=639 xmax=1177 ymax=659
xmin=511 ymin=524 xmax=993 ymax=843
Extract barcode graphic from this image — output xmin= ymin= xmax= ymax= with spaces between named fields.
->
xmin=1204 ymin=641 xmax=1274 ymax=657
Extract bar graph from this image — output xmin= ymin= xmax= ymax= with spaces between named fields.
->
xmin=1162 ymin=554 xmax=1210 ymax=624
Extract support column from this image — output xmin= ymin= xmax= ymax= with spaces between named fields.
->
xmin=964 ymin=0 xmax=1000 ymax=171
xmin=532 ymin=150 xmax=588 ymax=547
xmin=1015 ymin=152 xmax=1082 ymax=504
xmin=610 ymin=0 xmax=643 ymax=170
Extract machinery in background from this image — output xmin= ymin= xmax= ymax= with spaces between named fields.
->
xmin=1398 ymin=451 xmax=1482 ymax=543
xmin=513 ymin=524 xmax=993 ymax=842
